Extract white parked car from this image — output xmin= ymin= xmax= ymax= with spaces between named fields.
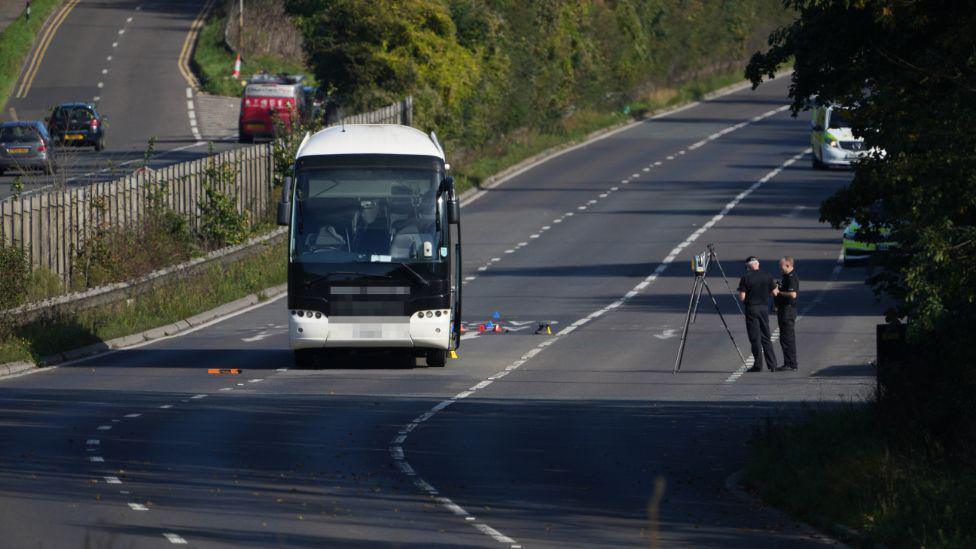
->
xmin=810 ymin=105 xmax=869 ymax=169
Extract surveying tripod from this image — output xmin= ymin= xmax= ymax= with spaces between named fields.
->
xmin=672 ymin=244 xmax=749 ymax=374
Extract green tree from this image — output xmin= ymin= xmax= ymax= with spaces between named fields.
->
xmin=285 ymin=0 xmax=479 ymax=132
xmin=747 ymin=1 xmax=976 ymax=450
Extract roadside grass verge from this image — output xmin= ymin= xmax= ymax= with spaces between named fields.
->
xmin=745 ymin=403 xmax=976 ymax=548
xmin=0 ymin=0 xmax=64 ymax=112
xmin=451 ymin=69 xmax=749 ymax=193
xmin=0 ymin=238 xmax=285 ymax=364
xmin=192 ymin=3 xmax=311 ymax=97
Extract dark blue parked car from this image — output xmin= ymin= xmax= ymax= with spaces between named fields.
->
xmin=46 ymin=102 xmax=107 ymax=151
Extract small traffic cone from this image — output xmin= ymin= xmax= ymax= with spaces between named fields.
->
xmin=459 ymin=324 xmax=467 ymax=334
xmin=232 ymin=53 xmax=242 ymax=78
xmin=493 ymin=323 xmax=503 ymax=333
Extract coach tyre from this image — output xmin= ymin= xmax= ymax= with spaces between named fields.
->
xmin=294 ymin=349 xmax=317 ymax=368
xmin=426 ymin=350 xmax=447 ymax=367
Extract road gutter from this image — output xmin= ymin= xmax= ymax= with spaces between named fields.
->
xmin=726 ymin=469 xmax=875 ymax=548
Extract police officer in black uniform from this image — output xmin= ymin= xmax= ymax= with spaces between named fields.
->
xmin=737 ymin=256 xmax=778 ymax=372
xmin=773 ymin=256 xmax=799 ymax=371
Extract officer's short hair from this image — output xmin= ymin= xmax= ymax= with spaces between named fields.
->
xmin=746 ymin=256 xmax=759 ymax=265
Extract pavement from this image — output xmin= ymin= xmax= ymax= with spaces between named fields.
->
xmin=0 ymin=0 xmax=238 ymax=197
xmin=0 ymin=0 xmax=24 ymax=34
xmin=0 ymin=75 xmax=880 ymax=548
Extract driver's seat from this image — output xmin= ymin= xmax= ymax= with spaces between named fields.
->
xmin=305 ymin=225 xmax=347 ymax=252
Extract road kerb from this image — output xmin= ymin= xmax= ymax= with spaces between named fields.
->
xmin=458 ymin=69 xmax=794 ymax=207
xmin=725 ymin=469 xmax=852 ymax=547
xmin=0 ymin=283 xmax=287 ymax=379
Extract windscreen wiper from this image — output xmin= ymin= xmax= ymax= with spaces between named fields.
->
xmin=396 ymin=262 xmax=430 ymax=287
xmin=303 ymin=272 xmax=392 ymax=288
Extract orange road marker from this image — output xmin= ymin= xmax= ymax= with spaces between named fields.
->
xmin=207 ymin=368 xmax=240 ymax=375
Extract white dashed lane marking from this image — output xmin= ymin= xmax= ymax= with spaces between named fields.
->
xmin=185 ymin=86 xmax=203 ymax=141
xmin=391 ymin=145 xmax=806 ymax=548
xmin=163 ymin=533 xmax=188 ymax=544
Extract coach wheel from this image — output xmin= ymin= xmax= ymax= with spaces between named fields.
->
xmin=425 ymin=350 xmax=447 ymax=368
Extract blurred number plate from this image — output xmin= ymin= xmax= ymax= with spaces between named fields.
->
xmin=64 ymin=134 xmax=84 ymax=140
xmin=7 ymin=148 xmax=28 ymax=154
xmin=354 ymin=325 xmax=382 ymax=339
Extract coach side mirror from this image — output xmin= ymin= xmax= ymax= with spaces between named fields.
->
xmin=277 ymin=176 xmax=292 ymax=226
xmin=277 ymin=201 xmax=290 ymax=226
xmin=448 ymin=197 xmax=460 ymax=224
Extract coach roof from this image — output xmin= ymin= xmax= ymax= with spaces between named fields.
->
xmin=296 ymin=124 xmax=444 ymax=161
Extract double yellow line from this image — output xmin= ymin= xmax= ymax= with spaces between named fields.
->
xmin=15 ymin=0 xmax=81 ymax=99
xmin=178 ymin=0 xmax=217 ymax=90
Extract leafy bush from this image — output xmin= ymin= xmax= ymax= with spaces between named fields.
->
xmin=26 ymin=267 xmax=63 ymax=303
xmin=0 ymin=243 xmax=29 ymax=309
xmin=198 ymin=158 xmax=250 ymax=247
xmin=72 ymin=171 xmax=200 ymax=289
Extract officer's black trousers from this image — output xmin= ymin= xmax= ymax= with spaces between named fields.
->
xmin=777 ymin=306 xmax=798 ymax=369
xmin=744 ymin=306 xmax=777 ymax=370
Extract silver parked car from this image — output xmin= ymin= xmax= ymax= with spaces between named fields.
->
xmin=0 ymin=121 xmax=56 ymax=176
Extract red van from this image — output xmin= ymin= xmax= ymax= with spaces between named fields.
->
xmin=238 ymin=74 xmax=308 ymax=142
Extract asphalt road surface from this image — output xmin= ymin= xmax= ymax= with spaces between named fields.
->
xmin=0 ymin=76 xmax=880 ymax=548
xmin=1 ymin=0 xmax=238 ymax=197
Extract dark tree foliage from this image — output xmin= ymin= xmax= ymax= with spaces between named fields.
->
xmin=747 ymin=1 xmax=976 ymax=453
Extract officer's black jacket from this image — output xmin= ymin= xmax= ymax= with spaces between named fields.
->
xmin=737 ymin=270 xmax=776 ymax=308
